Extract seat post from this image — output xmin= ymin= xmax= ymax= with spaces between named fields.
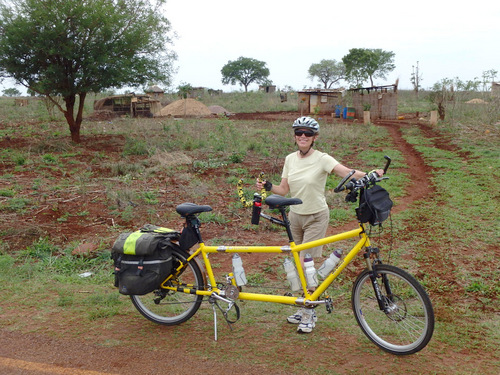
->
xmin=279 ymin=208 xmax=295 ymax=243
xmin=187 ymin=215 xmax=204 ymax=243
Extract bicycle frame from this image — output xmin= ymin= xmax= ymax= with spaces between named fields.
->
xmin=164 ymin=224 xmax=371 ymax=307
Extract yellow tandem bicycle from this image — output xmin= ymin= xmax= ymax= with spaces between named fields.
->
xmin=129 ymin=157 xmax=434 ymax=355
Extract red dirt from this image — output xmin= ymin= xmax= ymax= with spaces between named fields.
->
xmin=0 ymin=112 xmax=494 ymax=374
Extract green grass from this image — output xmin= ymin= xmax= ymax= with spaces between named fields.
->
xmin=0 ymin=90 xmax=499 ymax=373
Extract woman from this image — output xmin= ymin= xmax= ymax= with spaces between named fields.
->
xmin=256 ymin=116 xmax=383 ymax=333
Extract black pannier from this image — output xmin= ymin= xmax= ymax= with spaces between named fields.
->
xmin=111 ymin=224 xmax=180 ymax=295
xmin=356 ymin=185 xmax=393 ymax=226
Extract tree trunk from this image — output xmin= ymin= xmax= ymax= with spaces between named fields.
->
xmin=63 ymin=93 xmax=86 ymax=143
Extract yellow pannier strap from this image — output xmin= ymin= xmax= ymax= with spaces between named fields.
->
xmin=123 ymin=231 xmax=143 ymax=255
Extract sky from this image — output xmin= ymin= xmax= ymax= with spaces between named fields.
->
xmin=1 ymin=0 xmax=499 ymax=94
xmin=163 ymin=0 xmax=500 ymax=92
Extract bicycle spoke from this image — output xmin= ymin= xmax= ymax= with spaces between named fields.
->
xmin=352 ymin=265 xmax=434 ymax=355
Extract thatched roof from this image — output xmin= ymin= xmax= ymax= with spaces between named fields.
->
xmin=146 ymin=85 xmax=164 ymax=93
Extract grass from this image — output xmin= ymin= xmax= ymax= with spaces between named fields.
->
xmin=0 ymin=90 xmax=499 ymax=373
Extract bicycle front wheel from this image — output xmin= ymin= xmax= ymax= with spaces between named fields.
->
xmin=131 ymin=247 xmax=204 ymax=326
xmin=352 ymin=264 xmax=434 ymax=355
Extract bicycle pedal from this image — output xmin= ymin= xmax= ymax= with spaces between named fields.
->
xmin=325 ymin=297 xmax=334 ymax=313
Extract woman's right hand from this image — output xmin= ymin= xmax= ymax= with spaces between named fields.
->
xmin=256 ymin=178 xmax=265 ymax=191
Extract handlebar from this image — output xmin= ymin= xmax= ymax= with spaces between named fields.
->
xmin=334 ymin=156 xmax=391 ymax=194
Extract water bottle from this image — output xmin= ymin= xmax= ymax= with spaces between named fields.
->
xmin=251 ymin=193 xmax=262 ymax=225
xmin=317 ymin=249 xmax=343 ymax=279
xmin=232 ymin=253 xmax=247 ymax=286
xmin=304 ymin=253 xmax=318 ymax=288
xmin=283 ymin=257 xmax=300 ymax=291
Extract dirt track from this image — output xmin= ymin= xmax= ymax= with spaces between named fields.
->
xmin=0 ymin=114 xmax=492 ymax=374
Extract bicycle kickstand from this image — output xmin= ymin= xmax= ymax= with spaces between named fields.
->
xmin=208 ymin=293 xmax=240 ymax=341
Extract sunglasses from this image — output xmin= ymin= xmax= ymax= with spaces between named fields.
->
xmin=294 ymin=129 xmax=315 ymax=137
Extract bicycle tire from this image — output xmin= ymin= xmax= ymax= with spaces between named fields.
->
xmin=131 ymin=247 xmax=204 ymax=326
xmin=351 ymin=264 xmax=434 ymax=355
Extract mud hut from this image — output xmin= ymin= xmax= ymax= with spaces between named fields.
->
xmin=297 ymin=89 xmax=344 ymax=115
xmin=93 ymin=94 xmax=161 ymax=118
xmin=349 ymin=82 xmax=399 ymax=120
xmin=145 ymin=85 xmax=165 ymax=98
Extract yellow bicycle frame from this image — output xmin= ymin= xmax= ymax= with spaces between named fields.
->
xmin=166 ymin=224 xmax=370 ymax=307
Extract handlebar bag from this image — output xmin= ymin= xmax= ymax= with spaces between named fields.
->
xmin=356 ymin=185 xmax=393 ymax=226
xmin=111 ymin=225 xmax=180 ymax=295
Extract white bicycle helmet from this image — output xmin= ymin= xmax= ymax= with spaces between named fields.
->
xmin=292 ymin=116 xmax=319 ymax=133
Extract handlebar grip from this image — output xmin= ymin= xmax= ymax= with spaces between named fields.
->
xmin=383 ymin=155 xmax=392 ymax=174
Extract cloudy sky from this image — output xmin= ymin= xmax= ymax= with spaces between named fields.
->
xmin=1 ymin=0 xmax=499 ymax=94
xmin=165 ymin=0 xmax=500 ymax=91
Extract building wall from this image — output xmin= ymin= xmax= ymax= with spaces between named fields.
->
xmin=351 ymin=89 xmax=398 ymax=120
xmin=297 ymin=91 xmax=343 ymax=115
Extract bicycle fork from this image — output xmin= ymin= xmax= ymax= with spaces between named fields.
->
xmin=364 ymin=247 xmax=394 ymax=313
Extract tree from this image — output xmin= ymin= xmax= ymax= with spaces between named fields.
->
xmin=2 ymin=87 xmax=21 ymax=96
xmin=0 ymin=0 xmax=176 ymax=143
xmin=481 ymin=69 xmax=498 ymax=92
xmin=411 ymin=61 xmax=423 ymax=97
xmin=342 ymin=48 xmax=395 ymax=87
xmin=308 ymin=59 xmax=345 ymax=89
xmin=177 ymin=83 xmax=194 ymax=99
xmin=221 ymin=57 xmax=270 ymax=92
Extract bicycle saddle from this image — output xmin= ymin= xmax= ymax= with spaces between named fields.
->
xmin=176 ymin=202 xmax=213 ymax=217
xmin=264 ymin=194 xmax=303 ymax=209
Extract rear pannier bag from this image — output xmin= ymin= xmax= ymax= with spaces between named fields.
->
xmin=356 ymin=185 xmax=393 ymax=226
xmin=111 ymin=224 xmax=180 ymax=295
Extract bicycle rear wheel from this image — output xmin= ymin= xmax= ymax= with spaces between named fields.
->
xmin=131 ymin=247 xmax=204 ymax=325
xmin=352 ymin=264 xmax=434 ymax=355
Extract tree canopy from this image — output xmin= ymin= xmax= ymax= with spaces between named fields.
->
xmin=308 ymin=59 xmax=345 ymax=89
xmin=0 ymin=0 xmax=176 ymax=143
xmin=342 ymin=48 xmax=395 ymax=87
xmin=221 ymin=57 xmax=270 ymax=92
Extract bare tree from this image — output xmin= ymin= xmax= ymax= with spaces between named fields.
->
xmin=411 ymin=61 xmax=423 ymax=98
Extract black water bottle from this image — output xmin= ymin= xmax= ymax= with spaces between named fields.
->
xmin=251 ymin=193 xmax=262 ymax=225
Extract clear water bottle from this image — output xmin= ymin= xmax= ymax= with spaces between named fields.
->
xmin=317 ymin=249 xmax=343 ymax=279
xmin=304 ymin=253 xmax=318 ymax=288
xmin=283 ymin=257 xmax=301 ymax=291
xmin=232 ymin=253 xmax=247 ymax=286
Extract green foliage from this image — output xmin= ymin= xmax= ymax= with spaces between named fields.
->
xmin=122 ymin=138 xmax=150 ymax=156
xmin=176 ymin=83 xmax=193 ymax=99
xmin=0 ymin=0 xmax=176 ymax=142
xmin=0 ymin=197 xmax=31 ymax=212
xmin=308 ymin=59 xmax=346 ymax=89
xmin=198 ymin=211 xmax=229 ymax=224
xmin=0 ymin=189 xmax=15 ymax=197
xmin=2 ymin=87 xmax=21 ymax=96
xmin=142 ymin=191 xmax=159 ymax=205
xmin=221 ymin=56 xmax=270 ymax=92
xmin=342 ymin=48 xmax=396 ymax=87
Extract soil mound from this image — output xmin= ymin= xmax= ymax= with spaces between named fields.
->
xmin=158 ymin=98 xmax=212 ymax=117
xmin=466 ymin=98 xmax=487 ymax=104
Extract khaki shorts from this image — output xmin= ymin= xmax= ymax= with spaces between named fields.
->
xmin=289 ymin=208 xmax=329 ymax=258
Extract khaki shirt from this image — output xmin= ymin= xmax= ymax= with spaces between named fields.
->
xmin=282 ymin=150 xmax=338 ymax=215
